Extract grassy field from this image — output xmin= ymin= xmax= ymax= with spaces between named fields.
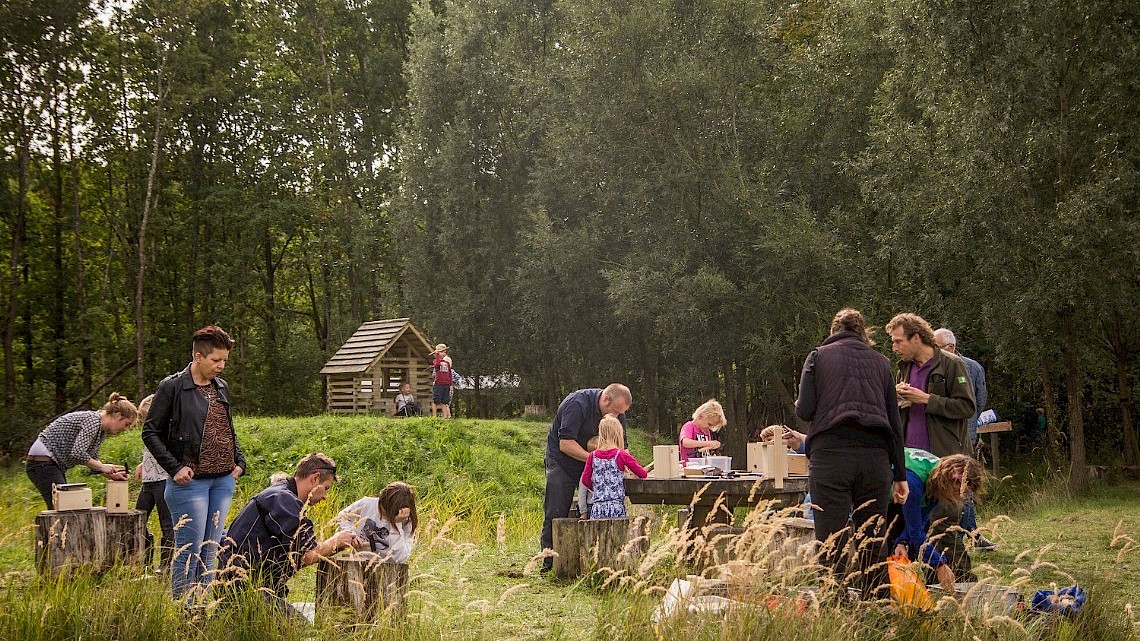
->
xmin=0 ymin=415 xmax=1137 ymax=640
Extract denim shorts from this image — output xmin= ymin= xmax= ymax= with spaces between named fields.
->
xmin=432 ymin=384 xmax=452 ymax=404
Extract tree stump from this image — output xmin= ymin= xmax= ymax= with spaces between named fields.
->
xmin=762 ymin=517 xmax=816 ymax=572
xmin=315 ymin=554 xmax=408 ymax=620
xmin=35 ymin=508 xmax=107 ymax=576
xmin=689 ymin=517 xmax=817 ymax=573
xmin=578 ymin=517 xmax=648 ymax=576
xmin=104 ymin=509 xmax=147 ymax=570
xmin=552 ymin=518 xmax=581 ymax=578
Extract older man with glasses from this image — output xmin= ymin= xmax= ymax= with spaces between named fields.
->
xmin=217 ymin=453 xmax=365 ymax=617
xmin=933 ymin=327 xmax=996 ymax=551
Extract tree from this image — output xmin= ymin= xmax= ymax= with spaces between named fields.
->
xmin=857 ymin=0 xmax=1139 ymax=490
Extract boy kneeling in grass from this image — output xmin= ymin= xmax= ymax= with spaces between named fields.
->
xmin=217 ymin=453 xmax=365 ymax=618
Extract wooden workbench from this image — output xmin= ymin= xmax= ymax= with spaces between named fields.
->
xmin=624 ymin=475 xmax=809 ymax=528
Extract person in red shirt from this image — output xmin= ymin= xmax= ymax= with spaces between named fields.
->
xmin=430 ymin=343 xmax=454 ymax=418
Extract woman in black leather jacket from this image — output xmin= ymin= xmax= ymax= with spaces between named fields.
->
xmin=142 ymin=325 xmax=245 ymax=603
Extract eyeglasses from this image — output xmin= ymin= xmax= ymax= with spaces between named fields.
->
xmin=314 ymin=465 xmax=337 ymax=479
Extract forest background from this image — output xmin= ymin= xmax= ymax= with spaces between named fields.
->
xmin=0 ymin=0 xmax=1136 ymax=491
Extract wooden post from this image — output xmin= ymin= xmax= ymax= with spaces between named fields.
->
xmin=763 ymin=426 xmax=789 ymax=489
xmin=578 ymin=517 xmax=648 ymax=575
xmin=990 ymin=432 xmax=1000 ymax=475
xmin=552 ymin=518 xmax=581 ymax=578
xmin=316 ymin=554 xmax=408 ymax=620
xmin=695 ymin=524 xmax=746 ymax=569
xmin=104 ymin=509 xmax=147 ymax=570
xmin=678 ymin=504 xmax=732 ymax=529
xmin=35 ymin=508 xmax=107 ymax=575
xmin=977 ymin=421 xmax=1013 ymax=476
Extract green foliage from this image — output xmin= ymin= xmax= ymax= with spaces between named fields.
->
xmin=0 ymin=0 xmax=1136 ymax=491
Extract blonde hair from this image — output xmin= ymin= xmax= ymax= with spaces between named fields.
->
xmin=137 ymin=394 xmax=155 ymax=423
xmin=692 ymin=399 xmax=726 ymax=432
xmin=927 ymin=454 xmax=986 ymax=506
xmin=597 ymin=415 xmax=625 ymax=450
xmin=102 ymin=392 xmax=138 ymax=423
xmin=586 ymin=436 xmax=600 ymax=452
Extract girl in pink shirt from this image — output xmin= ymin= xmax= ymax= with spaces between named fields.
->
xmin=581 ymin=415 xmax=647 ymax=519
xmin=678 ymin=399 xmax=726 ymax=462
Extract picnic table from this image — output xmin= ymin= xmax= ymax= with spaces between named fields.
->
xmin=624 ymin=475 xmax=809 ymax=528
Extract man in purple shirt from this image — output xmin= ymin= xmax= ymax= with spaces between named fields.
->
xmin=887 ymin=313 xmax=975 ymax=458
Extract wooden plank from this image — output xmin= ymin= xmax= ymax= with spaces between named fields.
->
xmin=624 ymin=476 xmax=809 ymax=510
xmin=976 ymin=421 xmax=1012 ymax=434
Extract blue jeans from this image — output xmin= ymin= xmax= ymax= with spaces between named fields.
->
xmin=960 ymin=492 xmax=978 ymax=532
xmin=165 ymin=475 xmax=236 ymax=600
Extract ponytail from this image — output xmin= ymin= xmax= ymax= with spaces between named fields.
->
xmin=101 ymin=392 xmax=138 ymax=421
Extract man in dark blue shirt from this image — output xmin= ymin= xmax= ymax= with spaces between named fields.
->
xmin=539 ymin=383 xmax=632 ymax=573
xmin=218 ymin=453 xmax=364 ymax=616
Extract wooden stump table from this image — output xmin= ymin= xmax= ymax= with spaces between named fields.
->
xmin=686 ymin=517 xmax=817 ymax=572
xmin=104 ymin=509 xmax=147 ymax=570
xmin=552 ymin=518 xmax=582 ymax=579
xmin=578 ymin=517 xmax=649 ymax=576
xmin=316 ymin=554 xmax=408 ymax=620
xmin=624 ymin=475 xmax=809 ymax=529
xmin=35 ymin=508 xmax=107 ymax=576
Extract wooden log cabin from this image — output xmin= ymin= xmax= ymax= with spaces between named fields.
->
xmin=320 ymin=318 xmax=436 ymax=414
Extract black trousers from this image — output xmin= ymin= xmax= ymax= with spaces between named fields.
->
xmin=539 ymin=457 xmax=577 ymax=571
xmin=808 ymin=441 xmax=893 ymax=598
xmin=395 ymin=403 xmax=421 ymax=417
xmin=136 ymin=479 xmax=175 ymax=570
xmin=26 ymin=460 xmax=67 ymax=510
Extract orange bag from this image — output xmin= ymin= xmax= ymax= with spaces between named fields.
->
xmin=887 ymin=552 xmax=935 ymax=612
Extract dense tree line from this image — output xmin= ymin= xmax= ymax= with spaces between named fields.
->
xmin=2 ymin=0 xmax=1136 ymax=489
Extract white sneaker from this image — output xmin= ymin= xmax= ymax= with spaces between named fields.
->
xmin=973 ymin=535 xmax=998 ymax=551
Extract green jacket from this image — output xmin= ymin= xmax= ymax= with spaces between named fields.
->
xmin=897 ymin=348 xmax=976 ymax=457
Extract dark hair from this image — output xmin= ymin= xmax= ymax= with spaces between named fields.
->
xmin=377 ymin=481 xmax=418 ymax=534
xmin=295 ymin=452 xmax=338 ymax=482
xmin=192 ymin=325 xmax=234 ymax=356
xmin=830 ymin=308 xmax=877 ymax=346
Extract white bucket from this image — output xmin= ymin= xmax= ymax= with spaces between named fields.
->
xmin=706 ymin=456 xmax=732 ymax=472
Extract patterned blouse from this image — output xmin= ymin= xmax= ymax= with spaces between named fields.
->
xmin=35 ymin=410 xmax=105 ymax=471
xmin=139 ymin=446 xmax=169 ymax=482
xmin=194 ymin=383 xmax=236 ymax=476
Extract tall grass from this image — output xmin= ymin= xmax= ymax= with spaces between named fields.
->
xmin=1 ymin=416 xmax=1138 ymax=640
